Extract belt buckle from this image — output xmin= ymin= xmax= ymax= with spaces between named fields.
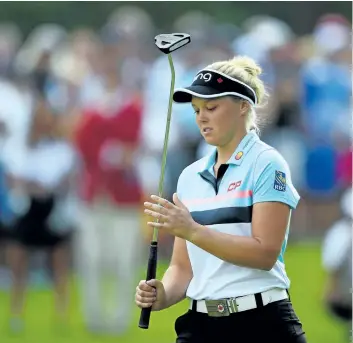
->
xmin=205 ymin=299 xmax=230 ymax=317
xmin=229 ymin=298 xmax=239 ymax=313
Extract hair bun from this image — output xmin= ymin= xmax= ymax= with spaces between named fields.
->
xmin=229 ymin=56 xmax=262 ymax=77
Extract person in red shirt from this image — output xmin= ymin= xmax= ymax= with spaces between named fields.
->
xmin=73 ymin=36 xmax=144 ymax=335
xmin=75 ymin=96 xmax=143 ymax=206
xmin=336 ymin=147 xmax=352 ymax=189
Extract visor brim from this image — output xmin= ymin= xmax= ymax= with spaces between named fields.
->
xmin=172 ymin=86 xmax=255 ymax=106
xmin=173 ymin=86 xmax=221 ymax=103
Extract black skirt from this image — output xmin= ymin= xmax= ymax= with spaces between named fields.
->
xmin=0 ymin=221 xmax=8 ymax=241
xmin=175 ymin=299 xmax=307 ymax=343
xmin=9 ymin=195 xmax=71 ymax=249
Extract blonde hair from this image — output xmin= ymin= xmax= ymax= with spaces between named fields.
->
xmin=205 ymin=56 xmax=268 ymax=133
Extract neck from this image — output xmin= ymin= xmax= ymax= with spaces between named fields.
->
xmin=216 ymin=129 xmax=248 ymax=165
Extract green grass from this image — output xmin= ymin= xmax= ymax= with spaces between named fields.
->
xmin=0 ymin=242 xmax=348 ymax=343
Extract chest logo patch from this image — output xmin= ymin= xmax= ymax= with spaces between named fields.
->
xmin=228 ymin=180 xmax=242 ymax=192
xmin=235 ymin=151 xmax=243 ymax=160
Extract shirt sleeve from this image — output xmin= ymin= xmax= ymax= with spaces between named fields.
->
xmin=176 ymin=166 xmax=191 ymax=202
xmin=252 ymin=148 xmax=300 ymax=209
xmin=176 ymin=171 xmax=185 ymax=201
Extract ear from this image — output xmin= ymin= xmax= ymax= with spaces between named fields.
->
xmin=239 ymin=100 xmax=250 ymax=116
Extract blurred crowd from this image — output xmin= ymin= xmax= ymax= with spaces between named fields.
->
xmin=0 ymin=8 xmax=351 ymax=230
xmin=0 ymin=5 xmax=351 ymax=335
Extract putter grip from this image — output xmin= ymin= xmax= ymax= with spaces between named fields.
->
xmin=139 ymin=241 xmax=158 ymax=329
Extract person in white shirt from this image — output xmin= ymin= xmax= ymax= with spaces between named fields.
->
xmin=3 ymin=96 xmax=77 ymax=331
xmin=322 ymin=188 xmax=352 ymax=329
xmin=135 ymin=55 xmax=306 ymax=342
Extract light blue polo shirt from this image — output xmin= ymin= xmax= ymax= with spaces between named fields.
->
xmin=177 ymin=131 xmax=300 ymax=300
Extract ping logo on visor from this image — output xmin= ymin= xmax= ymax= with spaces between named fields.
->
xmin=193 ymin=72 xmax=212 ymax=82
xmin=173 ymin=68 xmax=257 ymax=105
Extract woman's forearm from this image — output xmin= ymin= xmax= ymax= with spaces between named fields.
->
xmin=189 ymin=223 xmax=279 ymax=271
xmin=161 ymin=265 xmax=192 ymax=309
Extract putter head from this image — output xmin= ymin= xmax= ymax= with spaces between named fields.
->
xmin=155 ymin=33 xmax=191 ymax=54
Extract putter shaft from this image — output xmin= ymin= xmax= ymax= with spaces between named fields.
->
xmin=152 ymin=53 xmax=175 ymax=243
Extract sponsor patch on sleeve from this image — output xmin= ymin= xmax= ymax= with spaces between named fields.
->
xmin=274 ymin=170 xmax=286 ymax=192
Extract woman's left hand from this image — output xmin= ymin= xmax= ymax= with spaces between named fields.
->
xmin=144 ymin=193 xmax=197 ymax=241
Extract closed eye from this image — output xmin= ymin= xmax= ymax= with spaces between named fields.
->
xmin=207 ymin=106 xmax=218 ymax=111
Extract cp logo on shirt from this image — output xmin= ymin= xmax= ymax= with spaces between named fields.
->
xmin=228 ymin=181 xmax=242 ymax=192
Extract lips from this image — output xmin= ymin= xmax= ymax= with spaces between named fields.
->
xmin=202 ymin=127 xmax=213 ymax=133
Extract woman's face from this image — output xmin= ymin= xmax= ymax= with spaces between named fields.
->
xmin=192 ymin=96 xmax=249 ymax=147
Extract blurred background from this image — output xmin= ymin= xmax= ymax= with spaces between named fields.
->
xmin=0 ymin=1 xmax=351 ymax=343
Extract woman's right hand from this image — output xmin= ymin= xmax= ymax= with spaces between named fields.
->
xmin=135 ymin=279 xmax=167 ymax=311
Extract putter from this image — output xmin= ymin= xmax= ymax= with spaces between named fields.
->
xmin=138 ymin=33 xmax=191 ymax=330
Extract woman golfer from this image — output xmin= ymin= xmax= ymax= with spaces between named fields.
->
xmin=135 ymin=56 xmax=307 ymax=343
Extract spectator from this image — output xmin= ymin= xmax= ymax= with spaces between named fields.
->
xmin=299 ymin=15 xmax=351 ymax=144
xmin=73 ymin=34 xmax=144 ymax=335
xmin=2 ymin=96 xmax=76 ymax=331
xmin=322 ymin=188 xmax=352 ymax=336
